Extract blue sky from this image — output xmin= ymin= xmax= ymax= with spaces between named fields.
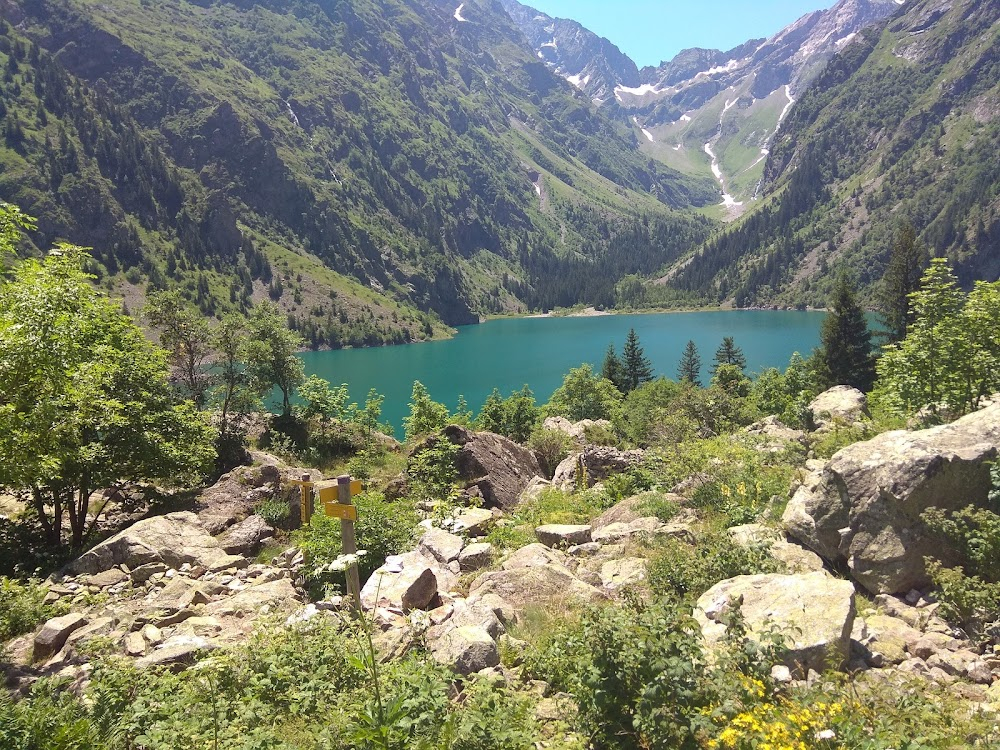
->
xmin=523 ymin=0 xmax=834 ymax=67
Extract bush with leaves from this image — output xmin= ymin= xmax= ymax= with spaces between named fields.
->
xmin=294 ymin=491 xmax=418 ymax=598
xmin=542 ymin=364 xmax=623 ymax=422
xmin=476 ymin=386 xmax=539 ymax=443
xmin=527 ymin=427 xmax=574 ymax=479
xmin=0 ymin=577 xmax=62 ymax=644
xmin=403 ymin=381 xmax=450 ymax=442
xmin=647 ymin=533 xmax=782 ymax=600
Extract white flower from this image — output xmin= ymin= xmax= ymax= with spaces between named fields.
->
xmin=816 ymin=729 xmax=836 ymax=741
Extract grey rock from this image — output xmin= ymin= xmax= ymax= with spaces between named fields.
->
xmin=360 ymin=552 xmax=442 ymax=612
xmin=501 ymin=543 xmax=569 ymax=571
xmin=135 ymin=635 xmax=216 ymax=671
xmin=216 ymin=515 xmax=274 ymax=555
xmin=696 ymin=572 xmax=856 ymax=676
xmin=808 ymin=386 xmax=869 ymax=430
xmin=33 ymin=613 xmax=88 ymax=662
xmin=600 ymin=558 xmax=646 ymax=591
xmin=68 ymin=512 xmax=230 ymax=576
xmin=458 ymin=542 xmax=494 ymax=572
xmin=450 ymin=508 xmax=495 ymax=537
xmin=442 ymin=425 xmax=543 ymax=511
xmin=430 ymin=625 xmax=499 ymax=675
xmin=535 ymin=524 xmax=592 ymax=548
xmin=85 ymin=569 xmax=128 ymax=588
xmin=469 ymin=564 xmax=605 ymax=614
xmin=419 ymin=527 xmax=465 ymax=564
xmin=783 ymin=402 xmax=1000 ymax=594
xmin=124 ymin=632 xmax=146 ymax=657
xmin=552 ymin=446 xmax=644 ymax=490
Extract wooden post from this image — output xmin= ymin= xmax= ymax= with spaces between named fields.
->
xmin=289 ymin=473 xmax=313 ymax=530
xmin=338 ymin=474 xmax=363 ymax=613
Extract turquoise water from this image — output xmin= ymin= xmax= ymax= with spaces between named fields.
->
xmin=299 ymin=310 xmax=827 ymax=436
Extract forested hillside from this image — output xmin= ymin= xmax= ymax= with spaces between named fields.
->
xmin=0 ymin=0 xmax=716 ymax=334
xmin=660 ymin=0 xmax=1000 ymax=307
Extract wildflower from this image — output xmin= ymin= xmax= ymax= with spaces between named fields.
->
xmin=816 ymin=729 xmax=836 ymax=741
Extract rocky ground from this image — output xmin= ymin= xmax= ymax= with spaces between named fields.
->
xmin=6 ymin=386 xmax=1000 ymax=722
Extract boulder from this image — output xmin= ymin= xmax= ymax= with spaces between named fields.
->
xmin=360 ymin=552 xmax=445 ymax=611
xmin=535 ymin=524 xmax=592 ymax=548
xmin=430 ymin=625 xmax=499 ymax=675
xmin=501 ymin=543 xmax=569 ymax=571
xmin=519 ymin=476 xmax=551 ymax=503
xmin=745 ymin=416 xmax=807 ymax=448
xmin=84 ymin=569 xmax=128 ymax=589
xmin=458 ymin=542 xmax=494 ymax=572
xmin=216 ymin=515 xmax=274 ymax=555
xmin=67 ymin=512 xmax=230 ymax=576
xmin=591 ymin=492 xmax=685 ymax=529
xmin=859 ymin=614 xmax=923 ymax=665
xmin=552 ymin=446 xmax=644 ymax=490
xmin=449 ymin=508 xmax=495 ymax=537
xmin=807 ymin=386 xmax=869 ymax=430
xmin=695 ymin=572 xmax=856 ymax=675
xmin=32 ymin=613 xmax=88 ymax=662
xmin=135 ymin=635 xmax=216 ymax=671
xmin=727 ymin=524 xmax=824 ymax=574
xmin=469 ymin=564 xmax=605 ymax=614
xmin=600 ymin=558 xmax=647 ymax=591
xmin=205 ymin=579 xmax=301 ymax=618
xmin=124 ymin=631 xmax=147 ymax=657
xmin=783 ymin=402 xmax=1000 ymax=594
xmin=542 ymin=417 xmax=612 ymax=442
xmin=442 ymin=425 xmax=543 ymax=511
xmin=419 ymin=527 xmax=465 ymax=564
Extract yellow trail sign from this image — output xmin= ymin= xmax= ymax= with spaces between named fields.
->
xmin=324 ymin=502 xmax=358 ymax=521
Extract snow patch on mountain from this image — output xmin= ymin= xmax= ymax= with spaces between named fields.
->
xmin=454 ymin=3 xmax=467 ymax=22
xmin=633 ymin=117 xmax=655 ymax=142
xmin=565 ymin=72 xmax=591 ymax=89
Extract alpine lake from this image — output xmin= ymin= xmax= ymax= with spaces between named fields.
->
xmin=298 ymin=310 xmax=827 ymax=436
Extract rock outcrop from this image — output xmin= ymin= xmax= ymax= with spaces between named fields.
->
xmin=807 ymin=386 xmax=869 ymax=430
xmin=783 ymin=402 xmax=1000 ymax=594
xmin=695 ymin=572 xmax=856 ymax=675
xmin=67 ymin=512 xmax=231 ymax=576
xmin=552 ymin=446 xmax=644 ymax=489
xmin=442 ymin=425 xmax=543 ymax=511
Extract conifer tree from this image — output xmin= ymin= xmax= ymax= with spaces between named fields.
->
xmin=677 ymin=340 xmax=702 ymax=386
xmin=879 ymin=223 xmax=927 ymax=343
xmin=712 ymin=336 xmax=746 ymax=375
xmin=621 ymin=328 xmax=653 ymax=392
xmin=601 ymin=342 xmax=626 ymax=392
xmin=817 ymin=274 xmax=875 ymax=391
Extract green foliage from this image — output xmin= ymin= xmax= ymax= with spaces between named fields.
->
xmin=621 ymin=328 xmax=654 ymax=393
xmin=475 ymin=386 xmax=539 ymax=443
xmin=407 ymin=438 xmax=461 ymax=510
xmin=294 ymin=491 xmax=418 ymax=598
xmin=527 ymin=426 xmax=574 ymax=479
xmin=815 ymin=274 xmax=875 ymax=392
xmin=255 ymin=496 xmax=291 ymax=529
xmin=0 ymin=678 xmax=98 ymax=750
xmin=244 ymin=302 xmax=306 ymax=418
xmin=648 ymin=533 xmax=782 ymax=600
xmin=403 ymin=382 xmax=450 ymax=442
xmin=614 ymin=377 xmax=684 ymax=446
xmin=542 ymin=364 xmax=623 ymax=422
xmin=750 ymin=352 xmax=817 ymax=427
xmin=0 ymin=577 xmax=59 ymax=643
xmin=878 ymin=223 xmax=928 ymax=343
xmin=677 ymin=340 xmax=702 ymax=386
xmin=0 ymin=201 xmax=35 ymax=269
xmin=144 ymin=290 xmax=213 ymax=407
xmin=712 ymin=337 xmax=747 ymax=376
xmin=0 ymin=247 xmax=216 ymax=549
xmin=600 ymin=342 xmax=626 ymax=392
xmin=875 ymin=259 xmax=1000 ymax=418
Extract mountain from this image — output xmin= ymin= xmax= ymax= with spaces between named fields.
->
xmin=502 ymin=0 xmax=902 ymax=210
xmin=658 ymin=0 xmax=1000 ymax=307
xmin=0 ymin=0 xmax=716 ymax=339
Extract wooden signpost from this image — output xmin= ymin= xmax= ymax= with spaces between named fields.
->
xmin=316 ymin=475 xmax=364 ymax=613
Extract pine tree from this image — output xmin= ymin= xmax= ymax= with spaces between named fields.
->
xmin=601 ymin=342 xmax=626 ymax=392
xmin=879 ymin=223 xmax=927 ymax=343
xmin=712 ymin=336 xmax=746 ymax=375
xmin=677 ymin=340 xmax=702 ymax=386
xmin=621 ymin=328 xmax=653 ymax=393
xmin=817 ymin=275 xmax=876 ymax=391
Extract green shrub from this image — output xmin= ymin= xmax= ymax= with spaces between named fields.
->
xmin=527 ymin=427 xmax=574 ymax=479
xmin=647 ymin=534 xmax=781 ymax=600
xmin=0 ymin=577 xmax=60 ymax=643
xmin=294 ymin=491 xmax=418 ymax=598
xmin=255 ymin=496 xmax=291 ymax=528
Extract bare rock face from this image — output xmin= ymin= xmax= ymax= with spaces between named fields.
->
xmin=67 ymin=512 xmax=231 ymax=576
xmin=429 ymin=625 xmax=500 ymax=675
xmin=442 ymin=425 xmax=543 ymax=511
xmin=552 ymin=446 xmax=644 ymax=489
xmin=360 ymin=551 xmax=455 ymax=612
xmin=33 ymin=613 xmax=88 ymax=662
xmin=542 ymin=417 xmax=612 ymax=443
xmin=216 ymin=515 xmax=274 ymax=555
xmin=695 ymin=572 xmax=856 ymax=676
xmin=591 ymin=492 xmax=685 ymax=529
xmin=419 ymin=527 xmax=465 ymax=564
xmin=807 ymin=386 xmax=869 ymax=430
xmin=783 ymin=402 xmax=1000 ymax=594
xmin=535 ymin=524 xmax=592 ymax=548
